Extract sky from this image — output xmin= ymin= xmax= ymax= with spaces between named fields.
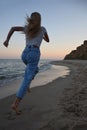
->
xmin=0 ymin=0 xmax=87 ymax=59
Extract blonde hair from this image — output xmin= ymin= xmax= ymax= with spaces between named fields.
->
xmin=25 ymin=12 xmax=41 ymax=38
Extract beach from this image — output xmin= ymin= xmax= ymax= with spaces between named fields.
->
xmin=0 ymin=60 xmax=87 ymax=130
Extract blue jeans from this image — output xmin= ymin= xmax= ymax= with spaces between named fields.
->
xmin=16 ymin=46 xmax=40 ymax=99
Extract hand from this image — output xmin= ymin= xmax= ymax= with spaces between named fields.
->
xmin=3 ymin=40 xmax=9 ymax=47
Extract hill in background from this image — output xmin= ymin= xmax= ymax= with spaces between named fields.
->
xmin=64 ymin=40 xmax=87 ymax=60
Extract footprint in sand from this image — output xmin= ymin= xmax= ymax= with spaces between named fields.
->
xmin=4 ymin=111 xmax=17 ymax=120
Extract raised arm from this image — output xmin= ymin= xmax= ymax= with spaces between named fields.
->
xmin=3 ymin=26 xmax=24 ymax=47
xmin=43 ymin=32 xmax=50 ymax=42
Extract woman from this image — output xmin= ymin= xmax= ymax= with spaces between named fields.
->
xmin=3 ymin=12 xmax=49 ymax=115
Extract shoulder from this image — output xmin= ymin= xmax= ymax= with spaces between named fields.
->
xmin=23 ymin=25 xmax=27 ymax=33
xmin=41 ymin=26 xmax=47 ymax=34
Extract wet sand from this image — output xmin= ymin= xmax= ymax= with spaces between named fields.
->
xmin=0 ymin=64 xmax=69 ymax=99
xmin=0 ymin=60 xmax=87 ymax=130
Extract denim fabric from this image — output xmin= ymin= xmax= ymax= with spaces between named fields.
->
xmin=16 ymin=46 xmax=40 ymax=98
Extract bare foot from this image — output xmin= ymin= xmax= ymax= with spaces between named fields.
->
xmin=11 ymin=104 xmax=21 ymax=115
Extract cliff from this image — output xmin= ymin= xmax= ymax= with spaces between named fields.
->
xmin=64 ymin=40 xmax=87 ymax=60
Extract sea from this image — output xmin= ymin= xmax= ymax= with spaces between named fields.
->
xmin=0 ymin=59 xmax=70 ymax=99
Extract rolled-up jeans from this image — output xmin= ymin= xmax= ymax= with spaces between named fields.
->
xmin=16 ymin=45 xmax=40 ymax=99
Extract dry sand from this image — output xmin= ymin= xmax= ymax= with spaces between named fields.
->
xmin=0 ymin=60 xmax=87 ymax=130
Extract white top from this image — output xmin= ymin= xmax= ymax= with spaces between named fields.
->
xmin=24 ymin=26 xmax=47 ymax=48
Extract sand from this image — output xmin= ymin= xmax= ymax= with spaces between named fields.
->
xmin=0 ymin=60 xmax=87 ymax=130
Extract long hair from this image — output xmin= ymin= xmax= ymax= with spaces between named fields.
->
xmin=25 ymin=12 xmax=41 ymax=39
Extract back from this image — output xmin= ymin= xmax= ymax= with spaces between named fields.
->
xmin=25 ymin=26 xmax=47 ymax=47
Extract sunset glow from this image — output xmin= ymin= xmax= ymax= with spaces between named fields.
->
xmin=0 ymin=0 xmax=87 ymax=59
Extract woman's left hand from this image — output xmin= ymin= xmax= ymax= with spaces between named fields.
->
xmin=3 ymin=40 xmax=9 ymax=47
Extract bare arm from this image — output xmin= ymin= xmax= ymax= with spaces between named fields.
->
xmin=3 ymin=26 xmax=24 ymax=47
xmin=43 ymin=32 xmax=50 ymax=42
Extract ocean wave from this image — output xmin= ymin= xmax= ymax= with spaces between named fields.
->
xmin=0 ymin=76 xmax=6 ymax=80
xmin=0 ymin=59 xmax=51 ymax=86
xmin=39 ymin=63 xmax=51 ymax=72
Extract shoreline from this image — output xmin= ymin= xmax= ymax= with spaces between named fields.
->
xmin=0 ymin=60 xmax=87 ymax=130
xmin=0 ymin=63 xmax=70 ymax=99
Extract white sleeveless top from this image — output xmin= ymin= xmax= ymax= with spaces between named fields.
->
xmin=24 ymin=26 xmax=47 ymax=48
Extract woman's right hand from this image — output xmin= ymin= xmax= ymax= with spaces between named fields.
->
xmin=3 ymin=40 xmax=9 ymax=47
